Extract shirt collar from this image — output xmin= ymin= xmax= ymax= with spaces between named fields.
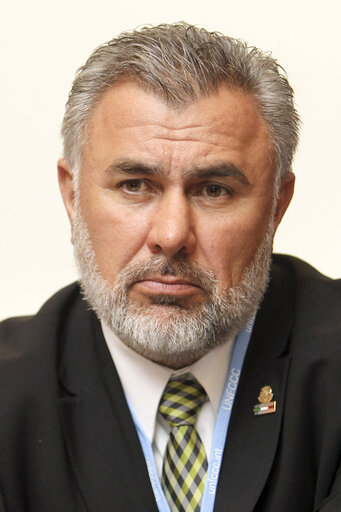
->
xmin=101 ymin=320 xmax=234 ymax=443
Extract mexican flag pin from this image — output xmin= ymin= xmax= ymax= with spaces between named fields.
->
xmin=253 ymin=385 xmax=276 ymax=415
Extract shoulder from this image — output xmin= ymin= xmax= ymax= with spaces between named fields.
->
xmin=272 ymin=253 xmax=340 ymax=284
xmin=271 ymin=254 xmax=341 ymax=356
xmin=0 ymin=283 xmax=86 ymax=393
xmin=0 ymin=283 xmax=82 ymax=348
xmin=271 ymin=253 xmax=341 ymax=309
xmin=1 ymin=281 xmax=83 ymax=329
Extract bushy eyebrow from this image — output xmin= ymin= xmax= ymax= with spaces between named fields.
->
xmin=184 ymin=163 xmax=250 ymax=185
xmin=105 ymin=159 xmax=250 ymax=185
xmin=105 ymin=159 xmax=162 ymax=176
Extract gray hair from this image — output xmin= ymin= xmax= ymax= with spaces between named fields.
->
xmin=61 ymin=22 xmax=300 ymax=183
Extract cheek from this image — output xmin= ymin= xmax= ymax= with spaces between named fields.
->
xmin=81 ymin=200 xmax=151 ymax=280
xmin=197 ymin=206 xmax=271 ymax=285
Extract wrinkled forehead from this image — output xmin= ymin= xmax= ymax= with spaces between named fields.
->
xmin=84 ymin=80 xmax=273 ymax=160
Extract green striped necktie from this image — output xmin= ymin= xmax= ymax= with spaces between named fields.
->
xmin=159 ymin=373 xmax=208 ymax=512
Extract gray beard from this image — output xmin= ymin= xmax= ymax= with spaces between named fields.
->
xmin=73 ymin=206 xmax=274 ymax=368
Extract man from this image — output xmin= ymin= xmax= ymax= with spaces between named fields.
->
xmin=0 ymin=22 xmax=340 ymax=512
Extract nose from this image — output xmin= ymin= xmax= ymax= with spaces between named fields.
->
xmin=146 ymin=191 xmax=196 ymax=257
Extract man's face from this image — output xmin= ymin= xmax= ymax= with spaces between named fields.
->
xmin=58 ymin=81 xmax=294 ymax=367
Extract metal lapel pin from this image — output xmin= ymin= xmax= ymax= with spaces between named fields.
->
xmin=253 ymin=385 xmax=276 ymax=415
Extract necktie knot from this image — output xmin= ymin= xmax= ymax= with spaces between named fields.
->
xmin=159 ymin=374 xmax=207 ymax=428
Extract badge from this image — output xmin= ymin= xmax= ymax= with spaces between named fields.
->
xmin=253 ymin=385 xmax=276 ymax=415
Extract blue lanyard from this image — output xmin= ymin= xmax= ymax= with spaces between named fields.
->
xmin=127 ymin=317 xmax=255 ymax=512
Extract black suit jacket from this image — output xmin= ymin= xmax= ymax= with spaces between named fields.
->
xmin=0 ymin=255 xmax=341 ymax=512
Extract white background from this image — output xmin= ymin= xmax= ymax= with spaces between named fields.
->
xmin=1 ymin=0 xmax=340 ymax=320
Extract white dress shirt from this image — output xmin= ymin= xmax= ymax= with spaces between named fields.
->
xmin=101 ymin=321 xmax=234 ymax=479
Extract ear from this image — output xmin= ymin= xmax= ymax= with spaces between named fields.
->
xmin=57 ymin=158 xmax=75 ymax=225
xmin=273 ymin=171 xmax=295 ymax=233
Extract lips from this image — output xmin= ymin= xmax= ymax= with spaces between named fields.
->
xmin=133 ymin=276 xmax=201 ymax=295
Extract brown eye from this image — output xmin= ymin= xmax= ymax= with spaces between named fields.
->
xmin=124 ymin=180 xmax=142 ymax=192
xmin=205 ymin=184 xmax=224 ymax=197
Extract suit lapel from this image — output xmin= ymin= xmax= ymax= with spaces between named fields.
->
xmin=56 ymin=295 xmax=158 ymax=512
xmin=214 ymin=257 xmax=294 ymax=512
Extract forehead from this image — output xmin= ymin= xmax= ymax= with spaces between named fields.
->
xmin=83 ymin=81 xmax=273 ymax=177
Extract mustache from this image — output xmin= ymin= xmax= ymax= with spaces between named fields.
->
xmin=113 ymin=255 xmax=219 ymax=295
